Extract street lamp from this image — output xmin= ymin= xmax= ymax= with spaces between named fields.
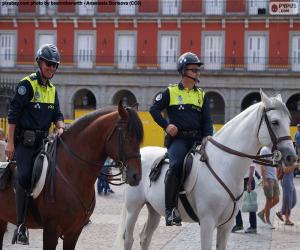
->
xmin=82 ymin=96 xmax=88 ymax=107
xmin=122 ymin=97 xmax=128 ymax=107
xmin=209 ymin=98 xmax=215 ymax=109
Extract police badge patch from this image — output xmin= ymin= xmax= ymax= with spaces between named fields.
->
xmin=155 ymin=93 xmax=162 ymax=101
xmin=17 ymin=86 xmax=26 ymax=95
xmin=34 ymin=91 xmax=40 ymax=100
xmin=177 ymin=95 xmax=183 ymax=104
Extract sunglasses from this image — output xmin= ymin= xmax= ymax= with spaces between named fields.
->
xmin=186 ymin=68 xmax=201 ymax=73
xmin=42 ymin=59 xmax=58 ymax=68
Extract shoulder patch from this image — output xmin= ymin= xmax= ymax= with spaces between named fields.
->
xmin=17 ymin=86 xmax=27 ymax=95
xmin=155 ymin=93 xmax=162 ymax=102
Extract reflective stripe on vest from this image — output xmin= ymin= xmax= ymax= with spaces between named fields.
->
xmin=168 ymin=85 xmax=205 ymax=108
xmin=23 ymin=73 xmax=56 ymax=104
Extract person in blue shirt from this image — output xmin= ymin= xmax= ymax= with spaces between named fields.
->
xmin=150 ymin=52 xmax=213 ymax=226
xmin=97 ymin=158 xmax=114 ymax=195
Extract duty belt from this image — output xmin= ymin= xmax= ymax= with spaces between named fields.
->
xmin=178 ymin=130 xmax=200 ymax=138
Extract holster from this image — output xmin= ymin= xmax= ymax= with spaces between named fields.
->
xmin=22 ymin=130 xmax=36 ymax=147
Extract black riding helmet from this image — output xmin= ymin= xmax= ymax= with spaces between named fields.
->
xmin=177 ymin=52 xmax=203 ymax=75
xmin=36 ymin=44 xmax=60 ymax=65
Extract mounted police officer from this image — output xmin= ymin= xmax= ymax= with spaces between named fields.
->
xmin=150 ymin=52 xmax=213 ymax=226
xmin=5 ymin=44 xmax=65 ymax=244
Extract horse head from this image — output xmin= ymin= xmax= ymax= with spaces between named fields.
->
xmin=105 ymin=102 xmax=144 ymax=186
xmin=258 ymin=90 xmax=297 ymax=166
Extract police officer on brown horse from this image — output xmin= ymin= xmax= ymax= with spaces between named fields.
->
xmin=5 ymin=44 xmax=65 ymax=244
xmin=150 ymin=52 xmax=213 ymax=226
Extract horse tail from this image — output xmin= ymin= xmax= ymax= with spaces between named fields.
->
xmin=115 ymin=192 xmax=127 ymax=250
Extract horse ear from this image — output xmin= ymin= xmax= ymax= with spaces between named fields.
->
xmin=260 ymin=89 xmax=272 ymax=107
xmin=118 ymin=100 xmax=129 ymax=121
xmin=275 ymin=94 xmax=283 ymax=102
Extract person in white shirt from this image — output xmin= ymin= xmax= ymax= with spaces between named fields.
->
xmin=257 ymin=146 xmax=280 ymax=229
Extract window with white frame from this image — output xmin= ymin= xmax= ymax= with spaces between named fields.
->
xmin=0 ymin=33 xmax=15 ymax=67
xmin=117 ymin=34 xmax=135 ymax=69
xmin=292 ymin=36 xmax=300 ymax=71
xmin=39 ymin=0 xmax=57 ymax=15
xmin=247 ymin=35 xmax=266 ymax=71
xmin=0 ymin=0 xmax=17 ymax=15
xmin=160 ymin=35 xmax=178 ymax=70
xmin=77 ymin=34 xmax=94 ymax=68
xmin=162 ymin=0 xmax=179 ymax=15
xmin=248 ymin=0 xmax=267 ymax=15
xmin=295 ymin=0 xmax=300 ymax=15
xmin=119 ymin=0 xmax=135 ymax=15
xmin=37 ymin=34 xmax=55 ymax=50
xmin=204 ymin=35 xmax=223 ymax=70
xmin=78 ymin=0 xmax=95 ymax=15
xmin=205 ymin=0 xmax=224 ymax=15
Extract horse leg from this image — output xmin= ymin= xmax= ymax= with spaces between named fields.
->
xmin=62 ymin=229 xmax=82 ymax=250
xmin=200 ymin=217 xmax=215 ymax=250
xmin=0 ymin=220 xmax=7 ymax=250
xmin=139 ymin=203 xmax=161 ymax=250
xmin=216 ymin=221 xmax=234 ymax=250
xmin=122 ymin=202 xmax=144 ymax=250
xmin=43 ymin=226 xmax=59 ymax=250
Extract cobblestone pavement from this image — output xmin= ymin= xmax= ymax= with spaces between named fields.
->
xmin=3 ymin=178 xmax=300 ymax=249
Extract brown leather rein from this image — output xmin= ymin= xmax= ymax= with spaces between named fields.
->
xmin=198 ymin=107 xmax=292 ymax=227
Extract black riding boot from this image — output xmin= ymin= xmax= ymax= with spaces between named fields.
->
xmin=165 ymin=170 xmax=181 ymax=226
xmin=12 ymin=183 xmax=29 ymax=245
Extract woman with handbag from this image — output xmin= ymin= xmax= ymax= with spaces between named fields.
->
xmin=232 ymin=162 xmax=257 ymax=234
xmin=276 ymin=162 xmax=300 ymax=226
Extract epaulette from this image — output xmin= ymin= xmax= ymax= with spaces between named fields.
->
xmin=29 ymin=73 xmax=37 ymax=81
xmin=48 ymin=82 xmax=54 ymax=88
xmin=197 ymin=87 xmax=204 ymax=92
xmin=168 ymin=83 xmax=178 ymax=87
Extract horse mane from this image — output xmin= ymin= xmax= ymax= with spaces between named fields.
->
xmin=125 ymin=107 xmax=144 ymax=144
xmin=215 ymin=96 xmax=291 ymax=137
xmin=214 ymin=102 xmax=262 ymax=137
xmin=67 ymin=107 xmax=115 ymax=133
xmin=268 ymin=96 xmax=291 ymax=119
xmin=66 ymin=106 xmax=144 ymax=143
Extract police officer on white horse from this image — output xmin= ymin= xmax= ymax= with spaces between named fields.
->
xmin=150 ymin=52 xmax=213 ymax=226
xmin=5 ymin=44 xmax=65 ymax=244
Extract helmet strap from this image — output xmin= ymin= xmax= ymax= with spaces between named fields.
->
xmin=182 ymin=73 xmax=199 ymax=83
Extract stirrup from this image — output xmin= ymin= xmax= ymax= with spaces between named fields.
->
xmin=12 ymin=224 xmax=29 ymax=245
xmin=166 ymin=208 xmax=182 ymax=226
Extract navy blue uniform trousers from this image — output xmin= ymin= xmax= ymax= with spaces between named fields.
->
xmin=15 ymin=144 xmax=39 ymax=190
xmin=168 ymin=137 xmax=197 ymax=178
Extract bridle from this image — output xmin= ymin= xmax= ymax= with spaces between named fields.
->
xmin=257 ymin=107 xmax=292 ymax=154
xmin=106 ymin=118 xmax=141 ymax=184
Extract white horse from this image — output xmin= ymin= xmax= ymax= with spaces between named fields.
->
xmin=116 ymin=90 xmax=297 ymax=250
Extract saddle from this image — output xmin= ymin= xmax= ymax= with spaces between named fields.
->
xmin=0 ymin=136 xmax=58 ymax=201
xmin=0 ymin=161 xmax=16 ymax=190
xmin=149 ymin=144 xmax=198 ymax=188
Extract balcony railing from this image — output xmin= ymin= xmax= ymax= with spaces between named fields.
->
xmin=2 ymin=54 xmax=300 ymax=72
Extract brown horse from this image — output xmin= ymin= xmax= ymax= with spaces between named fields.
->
xmin=0 ymin=102 xmax=144 ymax=250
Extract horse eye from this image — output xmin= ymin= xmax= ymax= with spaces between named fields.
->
xmin=271 ymin=120 xmax=279 ymax=125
